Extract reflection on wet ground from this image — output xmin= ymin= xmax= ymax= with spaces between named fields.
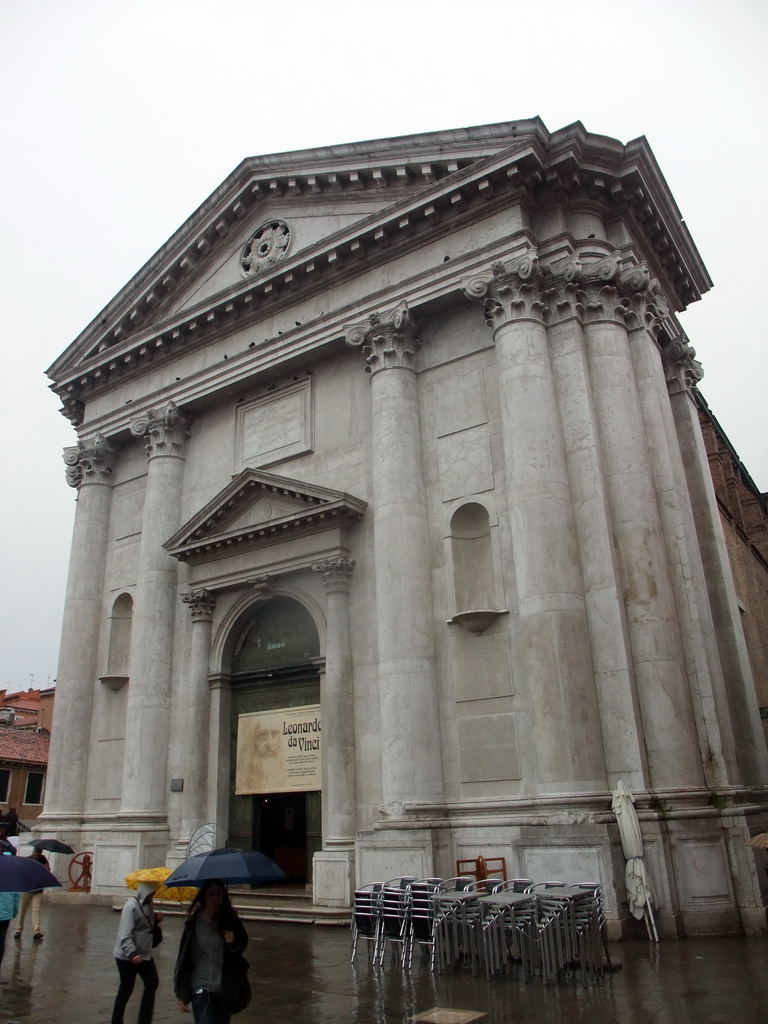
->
xmin=0 ymin=900 xmax=765 ymax=1022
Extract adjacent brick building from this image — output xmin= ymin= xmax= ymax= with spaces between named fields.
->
xmin=697 ymin=393 xmax=768 ymax=743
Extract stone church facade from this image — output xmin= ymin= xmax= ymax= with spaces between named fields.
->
xmin=43 ymin=119 xmax=768 ymax=935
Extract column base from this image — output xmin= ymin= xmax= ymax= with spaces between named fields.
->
xmin=313 ymin=848 xmax=356 ymax=907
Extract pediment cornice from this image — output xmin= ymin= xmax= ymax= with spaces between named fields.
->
xmin=49 ymin=119 xmax=712 ymax=426
xmin=48 ymin=121 xmax=546 ymax=380
xmin=164 ymin=467 xmax=367 ymax=564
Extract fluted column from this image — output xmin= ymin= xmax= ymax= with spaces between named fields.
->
xmin=121 ymin=401 xmax=193 ymax=816
xmin=578 ymin=259 xmax=703 ymax=790
xmin=345 ymin=301 xmax=443 ymax=815
xmin=43 ymin=435 xmax=118 ymax=819
xmin=312 ymin=556 xmax=357 ymax=844
xmin=662 ymin=336 xmax=768 ymax=787
xmin=178 ymin=587 xmax=217 ymax=837
xmin=463 ymin=254 xmax=605 ymax=794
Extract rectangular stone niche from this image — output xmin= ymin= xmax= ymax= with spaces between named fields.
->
xmin=234 ymin=377 xmax=313 ymax=471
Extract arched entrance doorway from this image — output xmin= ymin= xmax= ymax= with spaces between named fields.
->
xmin=228 ymin=596 xmax=321 ymax=884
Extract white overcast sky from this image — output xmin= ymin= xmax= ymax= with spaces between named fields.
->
xmin=1 ymin=0 xmax=766 ymax=691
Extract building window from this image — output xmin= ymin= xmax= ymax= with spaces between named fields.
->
xmin=24 ymin=772 xmax=45 ymax=806
xmin=232 ymin=598 xmax=319 ymax=673
xmin=0 ymin=770 xmax=9 ymax=803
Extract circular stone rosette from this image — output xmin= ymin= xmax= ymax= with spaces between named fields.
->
xmin=240 ymin=220 xmax=291 ymax=276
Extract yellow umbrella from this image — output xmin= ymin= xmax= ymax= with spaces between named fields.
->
xmin=125 ymin=867 xmax=198 ymax=904
xmin=746 ymin=833 xmax=768 ymax=848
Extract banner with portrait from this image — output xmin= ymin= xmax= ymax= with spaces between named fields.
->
xmin=235 ymin=704 xmax=321 ymax=794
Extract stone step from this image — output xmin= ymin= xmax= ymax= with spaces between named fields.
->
xmin=154 ymin=886 xmax=351 ymax=927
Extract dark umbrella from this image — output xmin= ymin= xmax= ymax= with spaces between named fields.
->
xmin=0 ymin=855 xmax=62 ymax=893
xmin=30 ymin=839 xmax=75 ymax=855
xmin=163 ymin=848 xmax=286 ymax=888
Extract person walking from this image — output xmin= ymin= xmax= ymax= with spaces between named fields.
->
xmin=0 ymin=828 xmax=16 ymax=856
xmin=14 ymin=848 xmax=49 ymax=941
xmin=174 ymin=879 xmax=249 ymax=1024
xmin=0 ymin=854 xmax=21 ymax=985
xmin=4 ymin=809 xmax=19 ymax=838
xmin=111 ymin=880 xmax=163 ymax=1024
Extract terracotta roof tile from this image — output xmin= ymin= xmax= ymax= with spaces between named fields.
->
xmin=0 ymin=728 xmax=49 ymax=766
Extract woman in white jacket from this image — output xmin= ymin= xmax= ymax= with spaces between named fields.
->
xmin=111 ymin=880 xmax=163 ymax=1024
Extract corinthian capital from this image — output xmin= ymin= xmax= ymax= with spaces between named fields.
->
xmin=660 ymin=333 xmax=704 ymax=393
xmin=182 ymin=587 xmax=217 ymax=622
xmin=63 ymin=433 xmax=119 ymax=488
xmin=130 ymin=401 xmax=194 ymax=458
xmin=344 ymin=300 xmax=420 ymax=374
xmin=621 ymin=265 xmax=670 ymax=339
xmin=574 ymin=255 xmax=629 ymax=325
xmin=462 ymin=249 xmax=545 ymax=326
xmin=313 ymin=556 xmax=355 ymax=592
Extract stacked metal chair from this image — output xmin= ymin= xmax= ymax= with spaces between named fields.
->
xmin=570 ymin=882 xmax=608 ymax=982
xmin=376 ymin=876 xmax=416 ymax=967
xmin=406 ymin=878 xmax=444 ymax=970
xmin=495 ymin=881 xmax=538 ymax=978
xmin=430 ymin=876 xmax=476 ymax=970
xmin=350 ymin=882 xmax=383 ymax=964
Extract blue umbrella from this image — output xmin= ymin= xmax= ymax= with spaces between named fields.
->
xmin=0 ymin=854 xmax=62 ymax=893
xmin=163 ymin=848 xmax=286 ymax=888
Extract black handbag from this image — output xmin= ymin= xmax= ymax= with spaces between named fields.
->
xmin=152 ymin=923 xmax=163 ymax=948
xmin=227 ymin=954 xmax=251 ymax=1014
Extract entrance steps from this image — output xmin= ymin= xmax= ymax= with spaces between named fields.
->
xmin=157 ymin=884 xmax=351 ymax=927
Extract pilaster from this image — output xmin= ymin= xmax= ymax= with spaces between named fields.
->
xmin=177 ymin=587 xmax=217 ymax=841
xmin=312 ymin=556 xmax=356 ymax=906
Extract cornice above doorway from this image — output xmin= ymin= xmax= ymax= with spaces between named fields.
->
xmin=164 ymin=467 xmax=366 ymax=565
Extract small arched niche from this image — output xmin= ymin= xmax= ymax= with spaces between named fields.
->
xmin=449 ymin=502 xmax=505 ymax=634
xmin=101 ymin=592 xmax=133 ymax=690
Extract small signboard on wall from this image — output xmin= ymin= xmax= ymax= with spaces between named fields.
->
xmin=236 ymin=704 xmax=321 ymax=795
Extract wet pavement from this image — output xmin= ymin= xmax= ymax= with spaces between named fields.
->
xmin=0 ymin=898 xmax=766 ymax=1023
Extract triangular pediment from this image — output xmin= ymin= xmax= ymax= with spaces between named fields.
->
xmin=164 ymin=468 xmax=367 ymax=563
xmin=157 ymin=193 xmax=399 ymax=325
xmin=47 ymin=120 xmax=550 ymax=387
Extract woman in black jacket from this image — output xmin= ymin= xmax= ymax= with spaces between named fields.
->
xmin=174 ymin=879 xmax=249 ymax=1024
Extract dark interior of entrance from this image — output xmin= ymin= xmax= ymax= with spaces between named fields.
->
xmin=252 ymin=791 xmax=321 ymax=882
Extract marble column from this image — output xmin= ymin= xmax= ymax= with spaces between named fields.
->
xmin=463 ymin=253 xmax=605 ymax=794
xmin=542 ymin=257 xmax=647 ymax=791
xmin=578 ymin=258 xmax=703 ymax=790
xmin=662 ymin=336 xmax=768 ymax=788
xmin=624 ymin=283 xmax=739 ymax=791
xmin=179 ymin=587 xmax=217 ymax=839
xmin=312 ymin=556 xmax=357 ymax=844
xmin=121 ymin=401 xmax=193 ymax=817
xmin=43 ymin=434 xmax=118 ymax=820
xmin=345 ymin=301 xmax=443 ymax=816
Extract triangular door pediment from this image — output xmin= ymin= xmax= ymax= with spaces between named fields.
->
xmin=164 ymin=467 xmax=367 ymax=564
